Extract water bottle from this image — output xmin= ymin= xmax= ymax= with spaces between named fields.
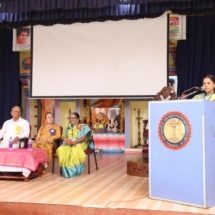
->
xmin=28 ymin=138 xmax=32 ymax=151
xmin=9 ymin=137 xmax=13 ymax=150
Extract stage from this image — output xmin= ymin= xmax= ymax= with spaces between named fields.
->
xmin=0 ymin=153 xmax=214 ymax=215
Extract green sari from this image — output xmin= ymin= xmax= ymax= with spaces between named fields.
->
xmin=56 ymin=123 xmax=92 ymax=178
xmin=192 ymin=93 xmax=215 ymax=100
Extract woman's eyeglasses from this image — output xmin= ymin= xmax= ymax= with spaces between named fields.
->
xmin=69 ymin=117 xmax=77 ymax=120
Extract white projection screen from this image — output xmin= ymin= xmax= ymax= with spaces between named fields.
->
xmin=31 ymin=13 xmax=168 ymax=98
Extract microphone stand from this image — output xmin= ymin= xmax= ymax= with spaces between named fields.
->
xmin=178 ymin=90 xmax=199 ymax=100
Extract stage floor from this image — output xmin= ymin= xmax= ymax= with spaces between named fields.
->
xmin=0 ymin=153 xmax=215 ymax=215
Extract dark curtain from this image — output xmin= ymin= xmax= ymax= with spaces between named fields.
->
xmin=177 ymin=14 xmax=215 ymax=96
xmin=0 ymin=29 xmax=20 ymax=125
xmin=1 ymin=0 xmax=215 ymax=27
xmin=0 ymin=0 xmax=195 ymax=13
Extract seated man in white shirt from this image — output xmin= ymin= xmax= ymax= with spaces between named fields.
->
xmin=0 ymin=106 xmax=30 ymax=148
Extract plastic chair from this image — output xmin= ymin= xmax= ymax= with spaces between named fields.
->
xmin=84 ymin=131 xmax=98 ymax=174
xmin=52 ymin=126 xmax=63 ymax=173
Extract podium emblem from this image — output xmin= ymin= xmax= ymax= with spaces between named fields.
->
xmin=158 ymin=111 xmax=191 ymax=150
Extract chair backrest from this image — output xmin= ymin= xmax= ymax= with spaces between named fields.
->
xmin=143 ymin=120 xmax=148 ymax=146
xmin=85 ymin=130 xmax=95 ymax=155
xmin=143 ymin=120 xmax=148 ymax=136
xmin=84 ymin=129 xmax=99 ymax=174
xmin=53 ymin=125 xmax=63 ymax=151
xmin=52 ymin=125 xmax=63 ymax=174
xmin=21 ymin=125 xmax=32 ymax=148
xmin=59 ymin=126 xmax=63 ymax=136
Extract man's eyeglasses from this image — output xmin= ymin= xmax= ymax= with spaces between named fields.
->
xmin=69 ymin=117 xmax=77 ymax=120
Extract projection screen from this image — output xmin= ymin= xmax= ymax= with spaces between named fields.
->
xmin=31 ymin=13 xmax=168 ymax=98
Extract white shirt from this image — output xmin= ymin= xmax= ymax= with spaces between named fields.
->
xmin=0 ymin=117 xmax=30 ymax=149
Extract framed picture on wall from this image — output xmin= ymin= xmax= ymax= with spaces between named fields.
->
xmin=13 ymin=27 xmax=31 ymax=51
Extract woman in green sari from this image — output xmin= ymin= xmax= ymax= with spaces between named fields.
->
xmin=56 ymin=112 xmax=92 ymax=178
xmin=192 ymin=75 xmax=215 ymax=100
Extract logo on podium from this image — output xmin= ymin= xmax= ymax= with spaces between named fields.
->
xmin=158 ymin=111 xmax=191 ymax=150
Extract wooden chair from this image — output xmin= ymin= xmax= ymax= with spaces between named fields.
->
xmin=142 ymin=120 xmax=149 ymax=162
xmin=143 ymin=120 xmax=148 ymax=146
xmin=19 ymin=125 xmax=32 ymax=148
xmin=0 ymin=125 xmax=31 ymax=148
xmin=84 ymin=131 xmax=98 ymax=174
xmin=142 ymin=86 xmax=177 ymax=161
xmin=52 ymin=126 xmax=63 ymax=173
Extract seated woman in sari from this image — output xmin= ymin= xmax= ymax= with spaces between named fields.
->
xmin=56 ymin=112 xmax=92 ymax=178
xmin=192 ymin=75 xmax=215 ymax=100
xmin=33 ymin=112 xmax=61 ymax=161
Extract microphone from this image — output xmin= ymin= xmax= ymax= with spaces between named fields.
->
xmin=179 ymin=86 xmax=204 ymax=100
xmin=194 ymin=86 xmax=204 ymax=91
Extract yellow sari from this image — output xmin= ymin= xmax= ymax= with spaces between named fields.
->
xmin=56 ymin=123 xmax=91 ymax=178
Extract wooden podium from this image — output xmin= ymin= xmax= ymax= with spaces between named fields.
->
xmin=149 ymin=100 xmax=215 ymax=208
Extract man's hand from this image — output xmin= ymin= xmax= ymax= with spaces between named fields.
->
xmin=12 ymin=137 xmax=19 ymax=144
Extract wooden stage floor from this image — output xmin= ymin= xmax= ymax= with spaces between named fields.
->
xmin=0 ymin=153 xmax=214 ymax=215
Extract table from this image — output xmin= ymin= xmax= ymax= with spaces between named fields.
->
xmin=0 ymin=149 xmax=48 ymax=182
xmin=127 ymin=157 xmax=148 ymax=177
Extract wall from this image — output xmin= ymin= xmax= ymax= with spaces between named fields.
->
xmin=129 ymin=101 xmax=148 ymax=148
xmin=58 ymin=100 xmax=76 ymax=129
